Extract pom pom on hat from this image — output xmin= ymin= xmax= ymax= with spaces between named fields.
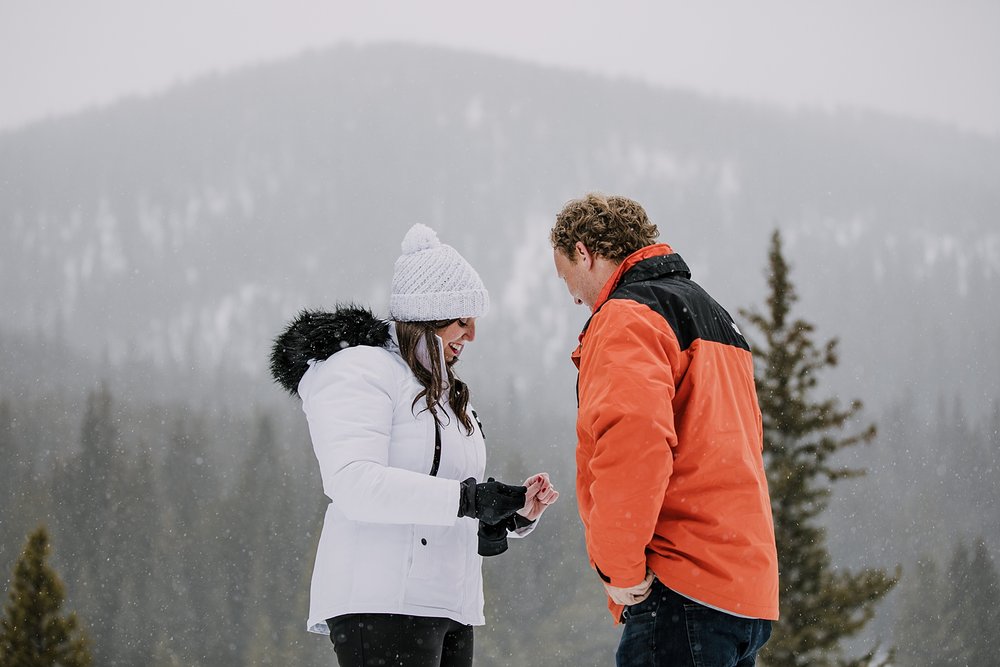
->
xmin=400 ymin=223 xmax=440 ymax=254
xmin=389 ymin=224 xmax=490 ymax=322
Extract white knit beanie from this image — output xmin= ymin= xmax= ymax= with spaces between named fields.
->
xmin=389 ymin=223 xmax=490 ymax=322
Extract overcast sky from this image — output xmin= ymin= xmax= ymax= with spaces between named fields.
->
xmin=2 ymin=0 xmax=998 ymax=136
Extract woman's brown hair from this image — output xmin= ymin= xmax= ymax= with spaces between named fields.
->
xmin=394 ymin=319 xmax=475 ymax=435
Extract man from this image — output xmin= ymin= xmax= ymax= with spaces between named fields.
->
xmin=551 ymin=193 xmax=778 ymax=666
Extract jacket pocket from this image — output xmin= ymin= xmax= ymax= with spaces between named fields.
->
xmin=403 ymin=524 xmax=469 ymax=610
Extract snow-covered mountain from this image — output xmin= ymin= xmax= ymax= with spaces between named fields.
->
xmin=1 ymin=42 xmax=997 ymax=416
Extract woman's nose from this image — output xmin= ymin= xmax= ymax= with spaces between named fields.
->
xmin=464 ymin=321 xmax=476 ymax=341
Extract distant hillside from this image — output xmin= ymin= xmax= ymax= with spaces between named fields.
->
xmin=1 ymin=42 xmax=997 ymax=417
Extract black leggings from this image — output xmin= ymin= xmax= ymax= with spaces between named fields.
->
xmin=326 ymin=613 xmax=474 ymax=667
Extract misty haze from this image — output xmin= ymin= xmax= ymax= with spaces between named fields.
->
xmin=1 ymin=43 xmax=997 ymax=665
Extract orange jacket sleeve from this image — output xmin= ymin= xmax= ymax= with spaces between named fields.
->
xmin=577 ymin=299 xmax=680 ymax=588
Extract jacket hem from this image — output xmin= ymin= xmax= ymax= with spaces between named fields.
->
xmin=651 ymin=567 xmax=779 ymax=621
xmin=308 ymin=606 xmax=486 ymax=635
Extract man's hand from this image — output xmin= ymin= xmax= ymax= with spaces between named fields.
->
xmin=603 ymin=569 xmax=655 ymax=606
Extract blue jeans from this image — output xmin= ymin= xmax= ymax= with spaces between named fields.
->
xmin=616 ymin=580 xmax=771 ymax=667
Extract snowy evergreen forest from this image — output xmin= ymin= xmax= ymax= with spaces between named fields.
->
xmin=1 ymin=43 xmax=998 ymax=665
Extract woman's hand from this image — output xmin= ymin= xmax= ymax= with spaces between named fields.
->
xmin=517 ymin=472 xmax=559 ymax=521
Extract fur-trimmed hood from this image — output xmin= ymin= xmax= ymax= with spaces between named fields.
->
xmin=269 ymin=305 xmax=391 ymax=395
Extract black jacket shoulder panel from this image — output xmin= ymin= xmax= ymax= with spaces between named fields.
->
xmin=611 ymin=255 xmax=749 ymax=353
xmin=269 ymin=305 xmax=390 ymax=396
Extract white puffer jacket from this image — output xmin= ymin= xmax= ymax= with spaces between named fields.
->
xmin=297 ymin=322 xmax=521 ymax=633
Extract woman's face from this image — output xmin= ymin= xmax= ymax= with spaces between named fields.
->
xmin=436 ymin=317 xmax=477 ymax=364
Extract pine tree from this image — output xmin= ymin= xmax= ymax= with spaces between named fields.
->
xmin=0 ymin=399 xmax=24 ymax=569
xmin=226 ymin=412 xmax=310 ymax=666
xmin=0 ymin=526 xmax=92 ymax=667
xmin=107 ymin=448 xmax=162 ymax=666
xmin=157 ymin=414 xmax=212 ymax=662
xmin=894 ymin=539 xmax=1000 ymax=665
xmin=740 ymin=230 xmax=898 ymax=667
xmin=62 ymin=383 xmax=121 ymax=664
xmin=948 ymin=539 xmax=1000 ymax=664
xmin=893 ymin=556 xmax=957 ymax=667
xmin=0 ymin=399 xmax=15 ymax=496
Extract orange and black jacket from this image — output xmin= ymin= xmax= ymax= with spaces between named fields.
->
xmin=571 ymin=243 xmax=779 ymax=622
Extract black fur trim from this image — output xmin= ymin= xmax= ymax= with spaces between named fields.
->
xmin=269 ymin=305 xmax=391 ymax=396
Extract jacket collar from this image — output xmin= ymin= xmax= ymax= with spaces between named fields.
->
xmin=591 ymin=243 xmax=684 ymax=313
xmin=571 ymin=244 xmax=688 ymax=370
xmin=269 ymin=305 xmax=390 ymax=395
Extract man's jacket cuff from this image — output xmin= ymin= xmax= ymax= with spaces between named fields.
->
xmin=595 ymin=563 xmax=646 ymax=588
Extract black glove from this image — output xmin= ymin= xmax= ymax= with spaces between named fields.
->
xmin=478 ymin=520 xmax=509 ymax=557
xmin=458 ymin=477 xmax=527 ymax=525
xmin=477 ymin=513 xmax=538 ymax=557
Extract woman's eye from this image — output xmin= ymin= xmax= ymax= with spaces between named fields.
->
xmin=458 ymin=319 xmax=469 ymax=327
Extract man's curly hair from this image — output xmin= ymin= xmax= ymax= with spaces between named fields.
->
xmin=550 ymin=193 xmax=659 ymax=263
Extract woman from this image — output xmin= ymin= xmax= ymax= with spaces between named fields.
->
xmin=270 ymin=223 xmax=558 ymax=666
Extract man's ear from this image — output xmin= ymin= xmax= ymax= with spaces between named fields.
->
xmin=574 ymin=241 xmax=593 ymax=269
